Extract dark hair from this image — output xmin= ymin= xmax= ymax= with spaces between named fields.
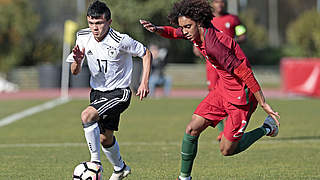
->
xmin=87 ymin=0 xmax=111 ymax=20
xmin=168 ymin=0 xmax=213 ymax=28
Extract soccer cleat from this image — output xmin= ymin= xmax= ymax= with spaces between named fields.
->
xmin=109 ymin=163 xmax=131 ymax=180
xmin=263 ymin=115 xmax=279 ymax=137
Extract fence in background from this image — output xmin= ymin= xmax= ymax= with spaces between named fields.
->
xmin=6 ymin=63 xmax=281 ymax=90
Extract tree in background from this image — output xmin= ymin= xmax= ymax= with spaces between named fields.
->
xmin=5 ymin=0 xmax=319 ymax=73
xmin=96 ymin=0 xmax=195 ymax=63
xmin=285 ymin=9 xmax=320 ymax=57
xmin=0 ymin=0 xmax=39 ymax=73
xmin=239 ymin=9 xmax=283 ymax=65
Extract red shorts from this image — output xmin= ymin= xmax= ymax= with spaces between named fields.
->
xmin=194 ymin=89 xmax=258 ymax=142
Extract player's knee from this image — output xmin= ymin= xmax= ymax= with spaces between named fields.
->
xmin=185 ymin=126 xmax=199 ymax=136
xmin=185 ymin=123 xmax=197 ymax=136
xmin=81 ymin=110 xmax=89 ymax=123
xmin=185 ymin=125 xmax=193 ymax=135
xmin=81 ymin=109 xmax=96 ymax=124
xmin=220 ymin=146 xmax=234 ymax=156
xmin=185 ymin=115 xmax=203 ymax=136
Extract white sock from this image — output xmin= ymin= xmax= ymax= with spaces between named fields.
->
xmin=179 ymin=176 xmax=191 ymax=180
xmin=83 ymin=122 xmax=101 ymax=162
xmin=102 ymin=137 xmax=124 ymax=171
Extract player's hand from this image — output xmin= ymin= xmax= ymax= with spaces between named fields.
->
xmin=140 ymin=20 xmax=157 ymax=33
xmin=72 ymin=45 xmax=85 ymax=64
xmin=136 ymin=83 xmax=149 ymax=101
xmin=261 ymin=103 xmax=280 ymax=126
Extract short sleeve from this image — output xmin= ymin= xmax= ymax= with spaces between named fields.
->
xmin=120 ymin=35 xmax=146 ymax=58
xmin=65 ymin=36 xmax=85 ymax=64
xmin=66 ymin=53 xmax=74 ymax=63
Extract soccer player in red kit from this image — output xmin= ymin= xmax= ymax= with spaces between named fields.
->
xmin=211 ymin=0 xmax=246 ymax=42
xmin=140 ymin=0 xmax=280 ymax=179
xmin=195 ymin=0 xmax=247 ymax=92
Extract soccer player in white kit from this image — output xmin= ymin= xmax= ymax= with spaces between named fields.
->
xmin=66 ymin=1 xmax=152 ymax=179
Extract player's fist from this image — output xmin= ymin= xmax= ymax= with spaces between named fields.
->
xmin=72 ymin=45 xmax=85 ymax=64
xmin=140 ymin=20 xmax=157 ymax=33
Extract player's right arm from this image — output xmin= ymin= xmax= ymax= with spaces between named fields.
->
xmin=232 ymin=56 xmax=280 ymax=124
xmin=140 ymin=20 xmax=184 ymax=39
xmin=66 ymin=29 xmax=89 ymax=75
xmin=205 ymin=29 xmax=280 ymax=124
xmin=70 ymin=45 xmax=85 ymax=75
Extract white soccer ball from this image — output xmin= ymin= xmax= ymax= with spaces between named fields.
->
xmin=73 ymin=161 xmax=102 ymax=180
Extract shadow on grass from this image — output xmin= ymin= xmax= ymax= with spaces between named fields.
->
xmin=263 ymin=136 xmax=320 ymax=141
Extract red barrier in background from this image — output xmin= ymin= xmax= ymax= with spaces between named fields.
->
xmin=281 ymin=58 xmax=320 ymax=97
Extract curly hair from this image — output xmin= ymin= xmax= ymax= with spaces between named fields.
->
xmin=168 ymin=0 xmax=213 ymax=28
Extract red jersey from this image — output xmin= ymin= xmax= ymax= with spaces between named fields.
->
xmin=211 ymin=13 xmax=241 ymax=38
xmin=160 ymin=25 xmax=259 ymax=105
xmin=206 ymin=14 xmax=242 ymax=91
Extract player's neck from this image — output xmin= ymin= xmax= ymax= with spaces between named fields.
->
xmin=196 ymin=27 xmax=205 ymax=44
xmin=213 ymin=11 xmax=227 ymax=17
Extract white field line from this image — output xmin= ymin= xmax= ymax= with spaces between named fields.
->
xmin=0 ymin=139 xmax=320 ymax=148
xmin=0 ymin=97 xmax=70 ymax=127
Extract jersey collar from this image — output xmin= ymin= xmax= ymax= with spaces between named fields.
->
xmin=99 ymin=27 xmax=112 ymax=44
xmin=193 ymin=27 xmax=208 ymax=49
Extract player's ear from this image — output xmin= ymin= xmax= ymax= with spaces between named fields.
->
xmin=107 ymin=19 xmax=112 ymax=25
xmin=196 ymin=22 xmax=202 ymax=30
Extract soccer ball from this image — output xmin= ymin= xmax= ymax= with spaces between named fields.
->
xmin=73 ymin=161 xmax=102 ymax=180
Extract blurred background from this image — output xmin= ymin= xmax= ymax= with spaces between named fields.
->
xmin=0 ymin=0 xmax=320 ymax=98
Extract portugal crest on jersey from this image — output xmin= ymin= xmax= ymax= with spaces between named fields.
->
xmin=225 ymin=22 xmax=231 ymax=29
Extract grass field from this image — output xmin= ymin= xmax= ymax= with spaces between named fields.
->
xmin=0 ymin=97 xmax=320 ymax=179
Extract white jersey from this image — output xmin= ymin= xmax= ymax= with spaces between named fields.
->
xmin=66 ymin=28 xmax=146 ymax=91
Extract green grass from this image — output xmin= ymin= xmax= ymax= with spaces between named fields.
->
xmin=0 ymin=97 xmax=320 ymax=179
xmin=0 ymin=99 xmax=49 ymax=119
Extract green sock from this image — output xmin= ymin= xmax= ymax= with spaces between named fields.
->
xmin=180 ymin=133 xmax=199 ymax=177
xmin=216 ymin=120 xmax=224 ymax=133
xmin=233 ymin=127 xmax=266 ymax=154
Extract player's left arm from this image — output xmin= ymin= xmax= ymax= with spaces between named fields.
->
xmin=253 ymin=90 xmax=280 ymax=125
xmin=233 ymin=61 xmax=280 ymax=125
xmin=137 ymin=48 xmax=152 ymax=100
xmin=206 ymin=29 xmax=279 ymax=123
xmin=66 ymin=35 xmax=85 ymax=75
xmin=121 ymin=35 xmax=152 ymax=100
xmin=70 ymin=45 xmax=85 ymax=75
